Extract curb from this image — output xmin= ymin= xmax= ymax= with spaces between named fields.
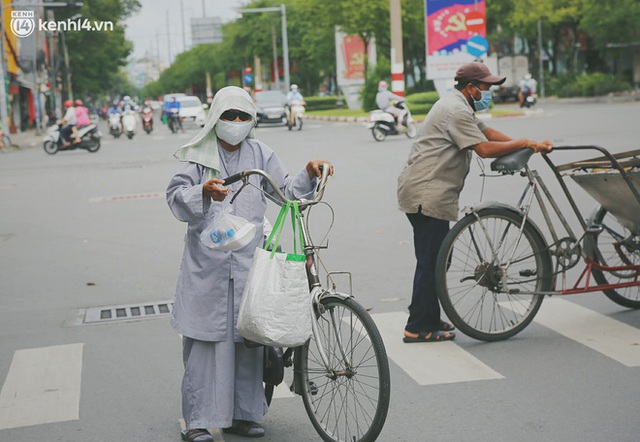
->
xmin=305 ymin=115 xmax=369 ymax=123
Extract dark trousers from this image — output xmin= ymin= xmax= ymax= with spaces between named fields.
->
xmin=405 ymin=212 xmax=450 ymax=333
xmin=60 ymin=125 xmax=74 ymax=142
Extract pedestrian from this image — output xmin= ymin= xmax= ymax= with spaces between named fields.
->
xmin=396 ymin=62 xmax=553 ymax=343
xmin=166 ymin=86 xmax=333 ymax=442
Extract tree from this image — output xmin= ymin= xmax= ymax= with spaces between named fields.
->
xmin=59 ymin=0 xmax=141 ymax=98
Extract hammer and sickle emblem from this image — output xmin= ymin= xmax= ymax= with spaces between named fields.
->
xmin=444 ymin=12 xmax=467 ymax=32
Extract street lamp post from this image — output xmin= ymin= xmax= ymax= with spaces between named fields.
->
xmin=239 ymin=4 xmax=289 ymax=91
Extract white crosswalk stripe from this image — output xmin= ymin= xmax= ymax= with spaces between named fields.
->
xmin=371 ymin=312 xmax=504 ymax=385
xmin=0 ymin=343 xmax=84 ymax=430
xmin=532 ymin=298 xmax=640 ymax=367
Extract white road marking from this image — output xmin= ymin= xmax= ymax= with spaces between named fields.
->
xmin=371 ymin=312 xmax=504 ymax=385
xmin=533 ymin=298 xmax=640 ymax=367
xmin=0 ymin=343 xmax=84 ymax=430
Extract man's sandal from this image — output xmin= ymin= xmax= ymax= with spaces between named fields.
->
xmin=222 ymin=420 xmax=265 ymax=438
xmin=403 ymin=330 xmax=455 ymax=343
xmin=181 ymin=428 xmax=214 ymax=442
xmin=439 ymin=321 xmax=455 ymax=332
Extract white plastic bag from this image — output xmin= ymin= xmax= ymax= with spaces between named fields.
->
xmin=200 ymin=207 xmax=256 ymax=251
xmin=237 ymin=201 xmax=312 ymax=347
xmin=237 ymin=247 xmax=311 ymax=347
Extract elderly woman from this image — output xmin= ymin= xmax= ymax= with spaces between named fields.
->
xmin=167 ymin=86 xmax=333 ymax=442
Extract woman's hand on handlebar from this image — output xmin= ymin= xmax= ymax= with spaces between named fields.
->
xmin=306 ymin=160 xmax=334 ymax=180
xmin=203 ymin=178 xmax=229 ymax=202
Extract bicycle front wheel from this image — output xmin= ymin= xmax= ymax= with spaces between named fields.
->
xmin=584 ymin=205 xmax=640 ymax=308
xmin=436 ymin=208 xmax=552 ymax=341
xmin=296 ymin=296 xmax=390 ymax=442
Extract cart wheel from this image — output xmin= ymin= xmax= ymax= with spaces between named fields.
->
xmin=584 ymin=205 xmax=640 ymax=308
xmin=436 ymin=207 xmax=552 ymax=341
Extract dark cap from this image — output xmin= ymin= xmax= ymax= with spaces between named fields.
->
xmin=455 ymin=62 xmax=506 ymax=85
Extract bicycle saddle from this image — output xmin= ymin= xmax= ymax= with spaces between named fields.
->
xmin=490 ymin=148 xmax=534 ymax=173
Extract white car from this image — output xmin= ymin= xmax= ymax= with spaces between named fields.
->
xmin=177 ymin=96 xmax=207 ymax=128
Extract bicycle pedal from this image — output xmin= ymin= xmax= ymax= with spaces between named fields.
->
xmin=308 ymin=381 xmax=318 ymax=396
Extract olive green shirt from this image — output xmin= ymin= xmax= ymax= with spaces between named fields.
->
xmin=397 ymin=89 xmax=488 ymax=221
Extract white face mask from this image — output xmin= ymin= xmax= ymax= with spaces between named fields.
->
xmin=215 ymin=120 xmax=252 ymax=146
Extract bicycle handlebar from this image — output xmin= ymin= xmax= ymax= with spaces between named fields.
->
xmin=222 ymin=164 xmax=331 ymax=208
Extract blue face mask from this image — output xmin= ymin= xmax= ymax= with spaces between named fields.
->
xmin=473 ymin=86 xmax=493 ymax=111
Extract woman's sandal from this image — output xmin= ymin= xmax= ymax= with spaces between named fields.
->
xmin=222 ymin=420 xmax=265 ymax=438
xmin=403 ymin=330 xmax=456 ymax=343
xmin=181 ymin=428 xmax=214 ymax=442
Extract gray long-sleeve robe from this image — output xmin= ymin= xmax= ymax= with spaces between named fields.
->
xmin=167 ymin=138 xmax=316 ymax=342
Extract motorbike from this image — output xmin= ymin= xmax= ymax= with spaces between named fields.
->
xmin=286 ymin=100 xmax=305 ymax=131
xmin=122 ymin=110 xmax=137 ymax=139
xmin=520 ymin=89 xmax=537 ymax=108
xmin=167 ymin=108 xmax=181 ymax=133
xmin=141 ymin=107 xmax=154 ymax=134
xmin=43 ymin=123 xmax=101 ymax=155
xmin=367 ymin=102 xmax=418 ymax=142
xmin=109 ymin=112 xmax=122 ymax=138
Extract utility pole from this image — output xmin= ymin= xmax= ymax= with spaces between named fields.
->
xmin=390 ymin=0 xmax=404 ymax=96
xmin=166 ymin=10 xmax=172 ymax=65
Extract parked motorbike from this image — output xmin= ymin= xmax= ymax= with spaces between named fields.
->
xmin=286 ymin=100 xmax=305 ymax=131
xmin=109 ymin=112 xmax=121 ymax=138
xmin=367 ymin=102 xmax=418 ymax=142
xmin=141 ymin=106 xmax=154 ymax=134
xmin=167 ymin=108 xmax=181 ymax=133
xmin=43 ymin=123 xmax=101 ymax=155
xmin=122 ymin=110 xmax=137 ymax=139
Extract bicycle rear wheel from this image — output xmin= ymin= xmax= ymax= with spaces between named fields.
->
xmin=436 ymin=207 xmax=552 ymax=341
xmin=584 ymin=206 xmax=640 ymax=308
xmin=296 ymin=296 xmax=390 ymax=442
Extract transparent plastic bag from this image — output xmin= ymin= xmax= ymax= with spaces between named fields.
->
xmin=200 ymin=207 xmax=256 ymax=251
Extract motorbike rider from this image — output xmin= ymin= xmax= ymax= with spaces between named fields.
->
xmin=165 ymin=96 xmax=183 ymax=132
xmin=120 ymin=96 xmax=138 ymax=133
xmin=376 ymin=80 xmax=408 ymax=130
xmin=518 ymin=74 xmax=538 ymax=107
xmin=75 ymin=99 xmax=91 ymax=127
xmin=57 ymin=100 xmax=81 ymax=146
xmin=286 ymin=84 xmax=305 ymax=125
xmin=141 ymin=98 xmax=154 ymax=130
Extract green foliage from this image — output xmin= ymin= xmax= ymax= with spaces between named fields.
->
xmin=405 ymin=91 xmax=438 ymax=114
xmin=141 ymin=0 xmax=639 ymax=100
xmin=546 ymin=73 xmax=631 ymax=97
xmin=362 ymin=56 xmax=391 ymax=111
xmin=304 ymin=96 xmax=340 ymax=111
xmin=61 ymin=0 xmax=141 ymax=98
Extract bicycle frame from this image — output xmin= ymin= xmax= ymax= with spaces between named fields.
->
xmin=224 ymin=166 xmax=353 ymax=372
xmin=480 ymin=145 xmax=640 ymax=296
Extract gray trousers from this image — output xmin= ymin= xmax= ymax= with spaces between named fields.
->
xmin=181 ymin=282 xmax=266 ymax=429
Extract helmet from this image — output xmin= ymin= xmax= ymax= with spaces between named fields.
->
xmin=290 ymin=84 xmax=298 ymax=91
xmin=74 ymin=99 xmax=83 ymax=106
xmin=524 ymin=73 xmax=532 ymax=80
xmin=123 ymin=95 xmax=131 ymax=101
xmin=64 ymin=99 xmax=74 ymax=108
xmin=378 ymin=80 xmax=388 ymax=90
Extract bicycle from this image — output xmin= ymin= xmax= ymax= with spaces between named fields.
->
xmin=435 ymin=146 xmax=640 ymax=341
xmin=0 ymin=130 xmax=12 ymax=151
xmin=222 ymin=165 xmax=391 ymax=442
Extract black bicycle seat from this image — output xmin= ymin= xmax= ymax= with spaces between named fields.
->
xmin=490 ymin=148 xmax=534 ymax=173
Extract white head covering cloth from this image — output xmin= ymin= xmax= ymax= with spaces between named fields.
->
xmin=173 ymin=86 xmax=257 ymax=179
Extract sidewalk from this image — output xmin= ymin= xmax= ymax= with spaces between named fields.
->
xmin=1 ymin=128 xmax=43 ymax=153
